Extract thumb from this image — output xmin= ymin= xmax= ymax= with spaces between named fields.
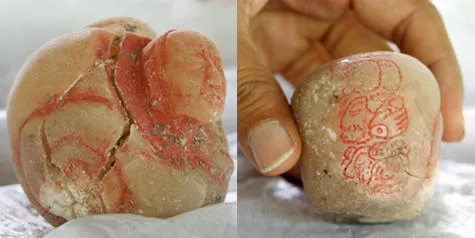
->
xmin=237 ymin=0 xmax=301 ymax=176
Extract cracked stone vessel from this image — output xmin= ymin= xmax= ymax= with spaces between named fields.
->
xmin=292 ymin=52 xmax=443 ymax=223
xmin=6 ymin=17 xmax=233 ymax=227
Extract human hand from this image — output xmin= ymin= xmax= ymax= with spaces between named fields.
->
xmin=237 ymin=0 xmax=463 ymax=176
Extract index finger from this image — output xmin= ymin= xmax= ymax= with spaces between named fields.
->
xmin=281 ymin=0 xmax=464 ymax=142
xmin=352 ymin=0 xmax=464 ymax=142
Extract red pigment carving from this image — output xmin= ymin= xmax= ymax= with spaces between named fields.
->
xmin=15 ymin=30 xmax=229 ymax=214
xmin=106 ymin=160 xmax=136 ymax=213
xmin=116 ymin=32 xmax=227 ymax=186
xmin=197 ymin=48 xmax=226 ymax=105
xmin=332 ymin=58 xmax=411 ymax=195
xmin=424 ymin=111 xmax=441 ymax=181
xmin=14 ymin=33 xmax=113 ymax=170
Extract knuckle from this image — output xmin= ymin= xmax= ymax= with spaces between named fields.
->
xmin=237 ymin=75 xmax=281 ymax=120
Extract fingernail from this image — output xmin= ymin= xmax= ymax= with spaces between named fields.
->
xmin=248 ymin=120 xmax=295 ymax=174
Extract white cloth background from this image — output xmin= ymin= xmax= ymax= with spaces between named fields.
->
xmin=237 ymin=151 xmax=475 ymax=238
xmin=0 ymin=185 xmax=237 ymax=238
xmin=0 ymin=133 xmax=237 ymax=238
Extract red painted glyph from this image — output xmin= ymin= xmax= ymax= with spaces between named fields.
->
xmin=331 ymin=57 xmax=411 ymax=195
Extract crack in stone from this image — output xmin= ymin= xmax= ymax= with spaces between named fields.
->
xmin=39 ymin=34 xmax=133 ymax=216
xmin=96 ymin=35 xmax=133 ymax=182
xmin=57 ymin=59 xmax=115 ymax=105
xmin=40 ymin=119 xmax=77 ymax=218
xmin=39 ymin=58 xmax=117 ymax=216
xmin=404 ymin=169 xmax=422 ymax=179
xmin=91 ymin=35 xmax=134 ymax=212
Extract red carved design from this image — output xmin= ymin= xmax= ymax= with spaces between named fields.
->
xmin=116 ymin=33 xmax=227 ymax=186
xmin=332 ymin=57 xmax=412 ymax=195
xmin=197 ymin=48 xmax=226 ymax=106
xmin=424 ymin=111 xmax=441 ymax=181
xmin=14 ymin=30 xmax=230 ymax=217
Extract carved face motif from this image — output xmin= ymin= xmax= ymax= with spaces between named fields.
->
xmin=142 ymin=31 xmax=226 ymax=124
xmin=335 ymin=57 xmax=411 ymax=195
xmin=339 ymin=96 xmax=371 ymax=143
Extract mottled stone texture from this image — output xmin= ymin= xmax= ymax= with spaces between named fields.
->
xmin=292 ymin=52 xmax=442 ymax=222
xmin=7 ymin=17 xmax=233 ymax=227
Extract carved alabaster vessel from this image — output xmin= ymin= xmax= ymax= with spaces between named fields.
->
xmin=292 ymin=52 xmax=442 ymax=223
xmin=7 ymin=17 xmax=234 ymax=227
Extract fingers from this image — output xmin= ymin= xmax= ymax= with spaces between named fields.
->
xmin=238 ymin=0 xmax=301 ymax=175
xmin=279 ymin=0 xmax=464 ymax=142
xmin=280 ymin=0 xmax=349 ymax=20
xmin=351 ymin=0 xmax=464 ymax=141
xmin=281 ymin=10 xmax=394 ymax=86
xmin=249 ymin=7 xmax=332 ymax=78
xmin=247 ymin=0 xmax=269 ymax=17
xmin=282 ymin=11 xmax=396 ymax=179
xmin=280 ymin=42 xmax=332 ymax=87
xmin=320 ymin=11 xmax=393 ymax=59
